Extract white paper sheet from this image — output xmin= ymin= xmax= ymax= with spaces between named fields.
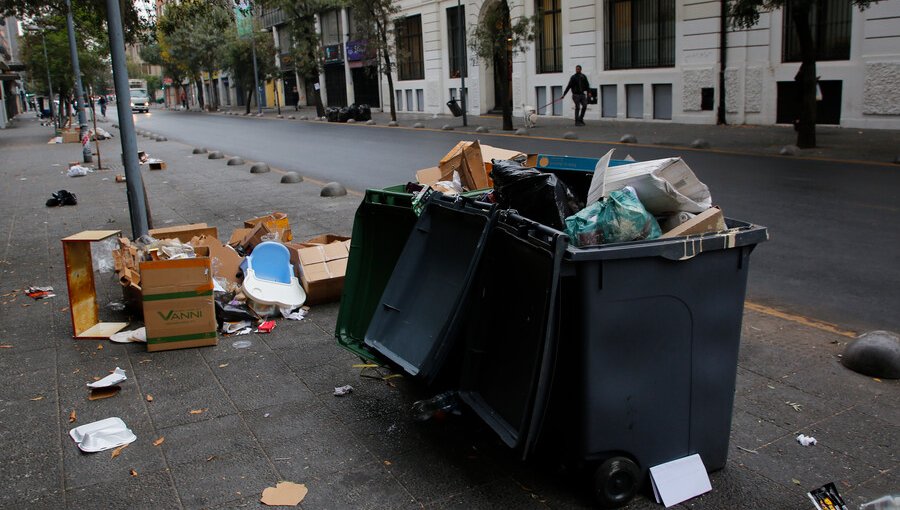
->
xmin=649 ymin=454 xmax=712 ymax=507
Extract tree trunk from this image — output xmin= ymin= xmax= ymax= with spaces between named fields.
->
xmin=378 ymin=20 xmax=397 ymax=121
xmin=245 ymin=87 xmax=253 ymax=115
xmin=793 ymin=1 xmax=817 ymax=148
xmin=207 ymin=69 xmax=218 ymax=111
xmin=499 ymin=51 xmax=513 ymax=131
xmin=196 ymin=79 xmax=205 ymax=109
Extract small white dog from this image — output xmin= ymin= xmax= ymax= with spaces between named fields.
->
xmin=522 ymin=105 xmax=538 ymax=128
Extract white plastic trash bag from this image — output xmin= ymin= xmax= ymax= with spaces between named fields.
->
xmin=599 ymin=156 xmax=712 ymax=215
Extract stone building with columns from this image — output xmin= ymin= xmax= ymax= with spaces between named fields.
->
xmin=316 ymin=0 xmax=900 ymax=129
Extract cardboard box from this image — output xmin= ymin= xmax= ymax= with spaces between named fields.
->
xmin=61 ymin=129 xmax=80 ymax=144
xmin=228 ymin=228 xmax=252 ymax=248
xmin=189 ymin=235 xmax=244 ymax=286
xmin=661 ymin=206 xmax=726 ymax=238
xmin=149 ymin=223 xmax=218 ymax=244
xmin=244 ymin=213 xmax=292 ymax=241
xmin=149 ymin=161 xmax=167 ymax=171
xmin=140 ymin=257 xmax=217 ymax=352
xmin=301 ymin=234 xmax=350 ymax=246
xmin=438 ymin=141 xmax=490 ymax=190
xmin=293 ymin=237 xmax=351 ymax=305
xmin=241 ymin=222 xmax=273 ymax=251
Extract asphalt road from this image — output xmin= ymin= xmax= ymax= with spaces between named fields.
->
xmin=127 ymin=109 xmax=900 ymax=333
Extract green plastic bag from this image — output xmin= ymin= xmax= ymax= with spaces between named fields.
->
xmin=565 ymin=186 xmax=662 ymax=247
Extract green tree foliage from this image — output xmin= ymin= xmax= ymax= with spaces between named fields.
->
xmin=255 ymin=0 xmax=340 ymax=117
xmin=222 ymin=29 xmax=277 ymax=114
xmin=731 ymin=0 xmax=879 ymax=148
xmin=0 ymin=0 xmax=148 ymax=44
xmin=468 ymin=0 xmax=534 ymax=130
xmin=345 ymin=0 xmax=400 ymax=120
xmin=156 ymin=0 xmax=233 ymax=109
xmin=19 ymin=11 xmax=110 ymax=122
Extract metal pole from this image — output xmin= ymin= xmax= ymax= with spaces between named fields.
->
xmin=89 ymin=85 xmax=102 ymax=169
xmin=106 ymin=0 xmax=148 ymax=238
xmin=251 ymin=34 xmax=262 ymax=114
xmin=40 ymin=32 xmax=55 ymax=126
xmin=457 ymin=0 xmax=467 ymax=127
xmin=65 ymin=0 xmax=92 ymax=163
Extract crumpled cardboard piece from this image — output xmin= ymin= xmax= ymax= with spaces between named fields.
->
xmin=260 ymin=481 xmax=308 ymax=506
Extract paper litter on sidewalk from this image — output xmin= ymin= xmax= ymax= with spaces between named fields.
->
xmin=333 ymin=385 xmax=354 ymax=396
xmin=260 ymin=481 xmax=308 ymax=506
xmin=796 ymin=434 xmax=817 ymax=446
xmin=26 ymin=286 xmax=55 ymax=299
xmin=649 ymin=454 xmax=712 ymax=507
xmin=87 ymin=367 xmax=127 ymax=388
xmin=109 ymin=328 xmax=146 ymax=344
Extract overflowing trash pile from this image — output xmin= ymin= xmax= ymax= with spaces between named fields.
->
xmin=325 ymin=103 xmax=372 ymax=123
xmin=404 ymin=141 xmax=723 ymax=243
xmin=107 ymin=214 xmax=348 ymax=352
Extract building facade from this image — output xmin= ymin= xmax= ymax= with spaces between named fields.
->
xmin=0 ymin=15 xmax=25 ymax=128
xmin=363 ymin=0 xmax=900 ymax=129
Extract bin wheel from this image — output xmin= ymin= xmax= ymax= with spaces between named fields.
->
xmin=592 ymin=457 xmax=640 ymax=508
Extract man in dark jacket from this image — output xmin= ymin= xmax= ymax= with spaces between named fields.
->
xmin=563 ymin=65 xmax=591 ymax=125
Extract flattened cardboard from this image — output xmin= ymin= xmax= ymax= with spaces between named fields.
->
xmin=661 ymin=206 xmax=725 ymax=238
xmin=260 ymin=481 xmax=308 ymax=506
xmin=189 ymin=235 xmax=244 ymax=285
xmin=140 ymin=257 xmax=217 ymax=352
xmin=62 ymin=230 xmax=128 ymax=338
xmin=416 ymin=167 xmax=448 ymax=186
xmin=301 ymin=234 xmax=350 ymax=246
xmin=149 ymin=223 xmax=218 ymax=244
xmin=228 ymin=228 xmax=252 ymax=247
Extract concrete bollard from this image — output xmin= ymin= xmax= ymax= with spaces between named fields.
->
xmin=227 ymin=157 xmax=245 ymax=166
xmin=250 ymin=163 xmax=270 ymax=174
xmin=280 ymin=172 xmax=303 ymax=183
xmin=320 ymin=182 xmax=347 ymax=197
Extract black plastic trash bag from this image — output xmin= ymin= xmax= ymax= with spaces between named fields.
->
xmin=325 ymin=106 xmax=341 ymax=122
xmin=338 ymin=107 xmax=351 ymax=122
xmin=355 ymin=104 xmax=372 ymax=121
xmin=46 ymin=189 xmax=77 ymax=207
xmin=490 ymin=160 xmax=583 ymax=230
xmin=346 ymin=104 xmax=360 ymax=121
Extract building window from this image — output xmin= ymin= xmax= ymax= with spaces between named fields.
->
xmin=447 ymin=6 xmax=467 ymax=78
xmin=605 ymin=0 xmax=675 ymax=70
xmin=783 ymin=0 xmax=851 ymax=62
xmin=536 ymin=0 xmax=562 ymax=73
xmin=397 ymin=15 xmax=424 ymax=81
xmin=320 ymin=10 xmax=342 ymax=46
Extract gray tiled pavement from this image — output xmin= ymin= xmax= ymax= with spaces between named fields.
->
xmin=0 ymin=114 xmax=896 ymax=509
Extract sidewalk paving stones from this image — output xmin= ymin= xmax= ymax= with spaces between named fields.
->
xmin=0 ymin=113 xmax=897 ymax=509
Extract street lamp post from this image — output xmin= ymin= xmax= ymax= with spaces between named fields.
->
xmin=36 ymin=29 xmax=56 ymax=127
xmin=65 ymin=0 xmax=92 ymax=163
xmin=251 ymin=34 xmax=262 ymax=114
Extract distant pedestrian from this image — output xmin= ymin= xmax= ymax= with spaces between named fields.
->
xmin=98 ymin=95 xmax=107 ymax=117
xmin=563 ymin=65 xmax=591 ymax=126
xmin=180 ymin=89 xmax=188 ymax=110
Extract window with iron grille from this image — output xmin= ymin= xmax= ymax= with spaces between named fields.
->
xmin=397 ymin=15 xmax=424 ymax=81
xmin=447 ymin=6 xmax=468 ymax=78
xmin=604 ymin=0 xmax=675 ymax=70
xmin=536 ymin=0 xmax=562 ymax=73
xmin=783 ymin=0 xmax=851 ymax=62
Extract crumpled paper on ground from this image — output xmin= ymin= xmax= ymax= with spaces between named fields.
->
xmin=333 ymin=385 xmax=354 ymax=396
xmin=87 ymin=367 xmax=127 ymax=388
xmin=796 ymin=434 xmax=817 ymax=446
xmin=67 ymin=165 xmax=93 ymax=177
xmin=109 ymin=328 xmax=146 ymax=343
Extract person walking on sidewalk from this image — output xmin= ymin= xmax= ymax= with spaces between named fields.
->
xmin=98 ymin=95 xmax=107 ymax=117
xmin=563 ymin=65 xmax=591 ymax=126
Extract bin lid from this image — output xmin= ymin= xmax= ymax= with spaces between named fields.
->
xmin=458 ymin=212 xmax=568 ymax=456
xmin=364 ymin=194 xmax=496 ymax=381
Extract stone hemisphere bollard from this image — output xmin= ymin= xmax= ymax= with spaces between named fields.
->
xmin=192 ymin=147 xmax=208 ymax=154
xmin=620 ymin=134 xmax=638 ymax=143
xmin=288 ymin=115 xmax=295 ymax=120
xmin=515 ymin=128 xmax=529 ymax=136
xmin=388 ymin=121 xmax=399 ymax=127
xmin=277 ymin=114 xmax=283 ymax=119
xmin=320 ymin=182 xmax=347 ymax=197
xmin=475 ymin=126 xmax=489 ymax=133
xmin=250 ymin=163 xmax=270 ymax=174
xmin=690 ymin=138 xmax=710 ymax=149
xmin=280 ymin=172 xmax=303 ymax=183
xmin=299 ymin=115 xmax=309 ymax=121
xmin=780 ymin=145 xmax=799 ymax=156
xmin=442 ymin=124 xmax=454 ymax=131
xmin=842 ymin=330 xmax=900 ymax=379
xmin=413 ymin=122 xmax=425 ymax=129
xmin=347 ymin=118 xmax=356 ymax=124
xmin=208 ymin=151 xmax=225 ymax=160
xmin=366 ymin=120 xmax=376 ymax=125
xmin=563 ymin=132 xmax=578 ymax=140
xmin=227 ymin=157 xmax=245 ymax=166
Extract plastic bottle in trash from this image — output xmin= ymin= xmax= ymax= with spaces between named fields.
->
xmin=859 ymin=495 xmax=900 ymax=510
xmin=411 ymin=391 xmax=459 ymax=421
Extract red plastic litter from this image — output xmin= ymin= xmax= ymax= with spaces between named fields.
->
xmin=257 ymin=321 xmax=276 ymax=333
